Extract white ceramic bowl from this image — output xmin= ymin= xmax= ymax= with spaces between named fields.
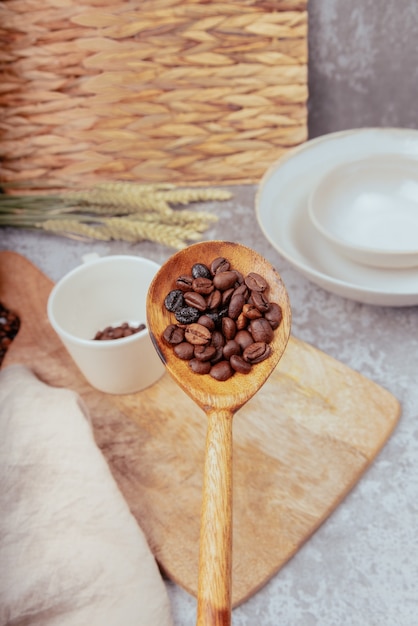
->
xmin=308 ymin=155 xmax=418 ymax=269
xmin=47 ymin=254 xmax=165 ymax=394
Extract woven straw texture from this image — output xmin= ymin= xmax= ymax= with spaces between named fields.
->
xmin=1 ymin=0 xmax=308 ymax=187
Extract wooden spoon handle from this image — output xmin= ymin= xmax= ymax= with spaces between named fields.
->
xmin=197 ymin=409 xmax=233 ymax=626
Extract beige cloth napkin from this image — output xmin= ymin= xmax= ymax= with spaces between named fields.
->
xmin=0 ymin=365 xmax=173 ymax=626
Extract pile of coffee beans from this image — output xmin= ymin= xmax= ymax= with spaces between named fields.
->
xmin=94 ymin=322 xmax=146 ymax=340
xmin=161 ymin=256 xmax=282 ymax=381
xmin=0 ymin=303 xmax=20 ymax=365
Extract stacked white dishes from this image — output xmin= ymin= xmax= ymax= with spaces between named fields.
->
xmin=255 ymin=128 xmax=418 ymax=306
xmin=308 ymin=155 xmax=418 ymax=270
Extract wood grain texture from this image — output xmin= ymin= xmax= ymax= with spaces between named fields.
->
xmin=0 ymin=251 xmax=401 ymax=607
xmin=0 ymin=0 xmax=308 ymax=187
xmin=197 ymin=410 xmax=233 ymax=626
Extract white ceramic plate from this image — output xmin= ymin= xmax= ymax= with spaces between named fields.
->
xmin=255 ymin=128 xmax=418 ymax=306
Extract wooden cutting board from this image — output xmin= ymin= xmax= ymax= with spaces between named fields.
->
xmin=0 ymin=250 xmax=401 ymax=607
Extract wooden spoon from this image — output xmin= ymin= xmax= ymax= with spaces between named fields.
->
xmin=146 ymin=241 xmax=291 ymax=626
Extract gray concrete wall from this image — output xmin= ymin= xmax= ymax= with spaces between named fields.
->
xmin=308 ymin=0 xmax=418 ymax=138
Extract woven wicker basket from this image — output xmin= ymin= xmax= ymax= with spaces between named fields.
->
xmin=1 ymin=0 xmax=308 ymax=187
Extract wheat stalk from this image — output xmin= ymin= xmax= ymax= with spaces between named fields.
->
xmin=40 ymin=218 xmax=111 ymax=241
xmin=157 ymin=188 xmax=233 ymax=205
xmin=67 ymin=184 xmax=172 ymax=214
xmin=132 ymin=209 xmax=218 ymax=228
xmin=0 ymin=181 xmax=229 ymax=249
xmin=102 ymin=217 xmax=202 ymax=248
xmin=65 ymin=184 xmax=232 ymax=214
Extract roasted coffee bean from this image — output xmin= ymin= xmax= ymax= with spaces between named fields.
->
xmin=243 ymin=341 xmax=271 ymax=364
xmin=184 ymin=323 xmax=212 ymax=345
xmin=125 ymin=322 xmax=146 ymax=335
xmin=0 ymin=337 xmax=13 ymax=357
xmin=243 ymin=303 xmax=262 ymax=319
xmin=174 ymin=342 xmax=195 ymax=360
xmin=221 ymin=317 xmax=236 ymax=340
xmin=211 ymin=329 xmax=225 ymax=348
xmin=211 ymin=346 xmax=224 ymax=364
xmin=95 ymin=326 xmax=112 ymax=339
xmin=161 ymin=255 xmax=284 ymax=382
xmin=95 ymin=325 xmax=110 ymax=339
xmin=235 ymin=329 xmax=254 ymax=351
xmin=221 ymin=287 xmax=235 ymax=306
xmin=245 ymin=272 xmax=268 ymax=292
xmin=0 ymin=303 xmax=20 ymax=364
xmin=217 ymin=306 xmax=229 ymax=324
xmin=194 ymin=345 xmax=217 ymax=362
xmin=233 ymin=283 xmax=249 ymax=299
xmin=213 ymin=270 xmax=238 ymax=291
xmin=184 ymin=291 xmax=207 ymax=311
xmin=232 ymin=269 xmax=244 ymax=285
xmin=192 ymin=263 xmax=211 ymax=279
xmin=210 ymin=361 xmax=233 ymax=381
xmin=119 ymin=323 xmax=136 ymax=336
xmin=203 ymin=310 xmax=219 ymax=326
xmin=176 ymin=275 xmax=194 ymax=291
xmin=223 ymin=339 xmax=240 ymax=360
xmin=192 ymin=276 xmax=214 ymax=295
xmin=206 ymin=289 xmax=222 ymax=310
xmin=198 ymin=314 xmax=216 ymax=331
xmin=265 ymin=302 xmax=283 ymax=329
xmin=95 ymin=322 xmax=146 ymax=340
xmin=164 ymin=289 xmax=185 ymax=312
xmin=230 ymin=354 xmax=252 ymax=374
xmin=228 ymin=293 xmax=246 ymax=320
xmin=189 ymin=358 xmax=211 ymax=374
xmin=249 ymin=318 xmax=274 ymax=343
xmin=175 ymin=306 xmax=201 ymax=324
xmin=211 ymin=257 xmax=230 ymax=274
xmin=236 ymin=312 xmax=248 ymax=330
xmin=251 ymin=290 xmax=270 ymax=313
xmin=163 ymin=324 xmax=185 ymax=345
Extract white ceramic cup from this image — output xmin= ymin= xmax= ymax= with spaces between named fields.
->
xmin=47 ymin=254 xmax=165 ymax=394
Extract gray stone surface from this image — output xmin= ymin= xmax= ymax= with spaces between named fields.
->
xmin=1 ymin=183 xmax=417 ymax=626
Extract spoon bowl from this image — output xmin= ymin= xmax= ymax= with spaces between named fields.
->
xmin=147 ymin=241 xmax=291 ymax=626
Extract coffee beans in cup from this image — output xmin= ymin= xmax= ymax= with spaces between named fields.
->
xmin=161 ymin=256 xmax=283 ymax=381
xmin=94 ymin=322 xmax=146 ymax=340
xmin=0 ymin=302 xmax=20 ymax=364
